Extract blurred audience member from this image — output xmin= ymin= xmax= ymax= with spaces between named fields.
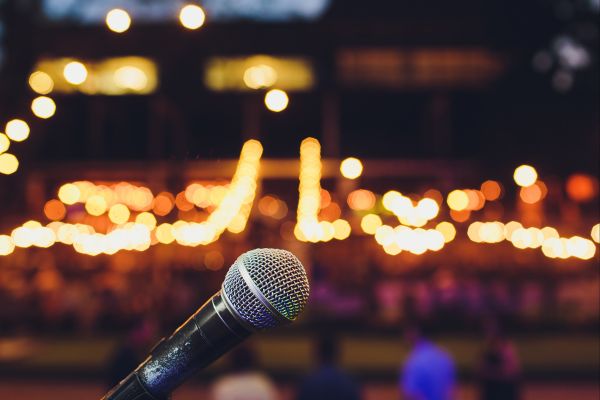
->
xmin=211 ymin=345 xmax=278 ymax=400
xmin=478 ymin=319 xmax=521 ymax=400
xmin=106 ymin=317 xmax=158 ymax=388
xmin=400 ymin=324 xmax=456 ymax=400
xmin=296 ymin=335 xmax=361 ymax=400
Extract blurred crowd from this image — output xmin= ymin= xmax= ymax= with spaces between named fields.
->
xmin=0 ymin=240 xmax=598 ymax=335
xmin=107 ymin=319 xmax=522 ymax=400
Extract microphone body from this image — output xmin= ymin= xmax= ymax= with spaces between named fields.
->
xmin=102 ymin=248 xmax=310 ymax=400
xmin=103 ymin=293 xmax=250 ymax=400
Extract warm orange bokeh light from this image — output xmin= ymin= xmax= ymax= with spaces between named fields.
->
xmin=520 ymin=183 xmax=544 ymax=204
xmin=175 ymin=191 xmax=194 ymax=211
xmin=566 ymin=174 xmax=598 ymax=202
xmin=153 ymin=192 xmax=175 ymax=216
xmin=450 ymin=209 xmax=471 ymax=222
xmin=481 ymin=180 xmax=502 ymax=201
xmin=347 ymin=189 xmax=376 ymax=211
xmin=44 ymin=200 xmax=67 ymax=221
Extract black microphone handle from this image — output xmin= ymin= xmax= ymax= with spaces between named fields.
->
xmin=102 ymin=292 xmax=252 ymax=400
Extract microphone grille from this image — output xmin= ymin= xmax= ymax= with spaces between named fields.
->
xmin=222 ymin=248 xmax=309 ymax=330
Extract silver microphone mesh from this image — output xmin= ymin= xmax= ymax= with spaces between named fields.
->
xmin=222 ymin=248 xmax=310 ymax=330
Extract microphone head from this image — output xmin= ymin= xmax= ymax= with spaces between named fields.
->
xmin=222 ymin=248 xmax=310 ymax=330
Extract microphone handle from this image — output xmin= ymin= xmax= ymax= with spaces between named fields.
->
xmin=102 ymin=292 xmax=252 ymax=400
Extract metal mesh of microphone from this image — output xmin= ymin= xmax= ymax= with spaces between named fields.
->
xmin=222 ymin=248 xmax=310 ymax=330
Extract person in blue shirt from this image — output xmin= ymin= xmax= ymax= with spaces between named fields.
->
xmin=296 ymin=335 xmax=361 ymax=400
xmin=400 ymin=324 xmax=457 ymax=400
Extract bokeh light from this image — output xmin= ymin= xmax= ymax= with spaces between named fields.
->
xmin=85 ymin=195 xmax=108 ymax=216
xmin=28 ymin=71 xmax=54 ymax=94
xmin=264 ymin=89 xmax=289 ymax=112
xmin=436 ymin=221 xmax=457 ymax=243
xmin=591 ymin=224 xmax=599 ymax=244
xmin=43 ymin=200 xmax=66 ymax=221
xmin=5 ymin=119 xmax=30 ymax=142
xmin=179 ymin=5 xmax=206 ymax=30
xmin=63 ymin=61 xmax=88 ymax=85
xmin=513 ymin=164 xmax=538 ymax=187
xmin=58 ymin=183 xmax=81 ymax=205
xmin=566 ymin=174 xmax=598 ymax=202
xmin=0 ymin=134 xmax=10 ymax=154
xmin=347 ymin=189 xmax=376 ymax=210
xmin=0 ymin=153 xmax=19 ymax=175
xmin=106 ymin=9 xmax=131 ymax=33
xmin=153 ymin=192 xmax=175 ymax=216
xmin=447 ymin=190 xmax=469 ymax=211
xmin=136 ymin=212 xmax=157 ymax=230
xmin=361 ymin=214 xmax=382 ymax=234
xmin=31 ymin=96 xmax=57 ymax=119
xmin=520 ymin=184 xmax=543 ymax=204
xmin=243 ymin=65 xmax=277 ymax=89
xmin=109 ymin=204 xmax=130 ymax=225
xmin=0 ymin=235 xmax=15 ymax=256
xmin=340 ymin=157 xmax=363 ymax=179
xmin=114 ymin=66 xmax=148 ymax=91
xmin=481 ymin=180 xmax=502 ymax=201
xmin=156 ymin=223 xmax=175 ymax=244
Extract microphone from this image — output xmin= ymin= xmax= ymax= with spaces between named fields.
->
xmin=102 ymin=248 xmax=310 ymax=400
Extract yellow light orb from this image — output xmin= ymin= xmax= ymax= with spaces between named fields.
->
xmin=340 ymin=157 xmax=363 ymax=179
xmin=63 ymin=61 xmax=88 ymax=85
xmin=85 ymin=195 xmax=107 ymax=216
xmin=264 ymin=89 xmax=289 ymax=112
xmin=0 ymin=134 xmax=10 ymax=154
xmin=0 ymin=235 xmax=15 ymax=256
xmin=109 ymin=204 xmax=130 ymax=224
xmin=29 ymin=71 xmax=54 ymax=94
xmin=591 ymin=223 xmax=600 ymax=244
xmin=179 ymin=5 xmax=206 ymax=30
xmin=447 ymin=190 xmax=469 ymax=211
xmin=243 ymin=65 xmax=277 ymax=89
xmin=31 ymin=96 xmax=56 ymax=119
xmin=0 ymin=153 xmax=19 ymax=175
xmin=332 ymin=219 xmax=351 ymax=240
xmin=58 ymin=183 xmax=81 ymax=205
xmin=106 ymin=9 xmax=131 ymax=33
xmin=361 ymin=214 xmax=382 ymax=235
xmin=114 ymin=66 xmax=148 ymax=91
xmin=513 ymin=164 xmax=538 ymax=187
xmin=136 ymin=212 xmax=157 ymax=230
xmin=156 ymin=223 xmax=175 ymax=244
xmin=5 ymin=119 xmax=30 ymax=142
xmin=435 ymin=221 xmax=456 ymax=243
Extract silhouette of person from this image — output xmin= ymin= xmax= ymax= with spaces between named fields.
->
xmin=400 ymin=323 xmax=456 ymax=400
xmin=211 ymin=345 xmax=279 ymax=400
xmin=296 ymin=335 xmax=361 ymax=400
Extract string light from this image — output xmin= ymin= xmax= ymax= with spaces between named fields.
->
xmin=28 ymin=71 xmax=54 ymax=94
xmin=264 ymin=89 xmax=289 ymax=112
xmin=513 ymin=165 xmax=538 ymax=187
xmin=0 ymin=134 xmax=10 ymax=154
xmin=340 ymin=157 xmax=363 ymax=179
xmin=179 ymin=5 xmax=206 ymax=30
xmin=5 ymin=119 xmax=30 ymax=142
xmin=31 ymin=96 xmax=56 ymax=119
xmin=63 ymin=61 xmax=88 ymax=85
xmin=591 ymin=224 xmax=599 ymax=243
xmin=106 ymin=9 xmax=131 ymax=33
xmin=0 ymin=153 xmax=19 ymax=175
